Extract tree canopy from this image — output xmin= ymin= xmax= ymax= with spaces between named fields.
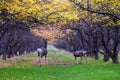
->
xmin=0 ymin=0 xmax=79 ymax=25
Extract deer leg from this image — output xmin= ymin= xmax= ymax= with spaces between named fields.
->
xmin=38 ymin=53 xmax=42 ymax=67
xmin=84 ymin=55 xmax=87 ymax=63
xmin=74 ymin=57 xmax=77 ymax=61
xmin=74 ymin=57 xmax=78 ymax=64
xmin=45 ymin=55 xmax=47 ymax=66
xmin=80 ymin=56 xmax=83 ymax=63
xmin=38 ymin=57 xmax=42 ymax=67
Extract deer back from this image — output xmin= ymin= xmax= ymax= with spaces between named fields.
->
xmin=73 ymin=51 xmax=87 ymax=57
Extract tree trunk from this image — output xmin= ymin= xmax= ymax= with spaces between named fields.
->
xmin=11 ymin=53 xmax=14 ymax=57
xmin=94 ymin=51 xmax=99 ymax=60
xmin=95 ymin=54 xmax=99 ymax=60
xmin=2 ymin=53 xmax=6 ymax=60
xmin=111 ymin=55 xmax=119 ymax=64
xmin=0 ymin=53 xmax=1 ymax=57
xmin=103 ymin=54 xmax=109 ymax=62
xmin=7 ymin=53 xmax=11 ymax=58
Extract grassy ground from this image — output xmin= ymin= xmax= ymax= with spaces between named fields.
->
xmin=0 ymin=49 xmax=120 ymax=80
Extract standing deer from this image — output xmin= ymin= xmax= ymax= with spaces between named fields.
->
xmin=37 ymin=38 xmax=47 ymax=67
xmin=73 ymin=50 xmax=87 ymax=63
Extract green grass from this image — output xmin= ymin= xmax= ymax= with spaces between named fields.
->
xmin=0 ymin=50 xmax=120 ymax=80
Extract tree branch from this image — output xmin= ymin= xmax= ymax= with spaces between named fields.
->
xmin=70 ymin=0 xmax=120 ymax=20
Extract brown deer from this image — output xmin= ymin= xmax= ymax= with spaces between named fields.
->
xmin=73 ymin=50 xmax=87 ymax=63
xmin=37 ymin=39 xmax=47 ymax=67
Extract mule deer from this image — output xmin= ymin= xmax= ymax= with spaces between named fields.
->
xmin=37 ymin=39 xmax=47 ymax=67
xmin=73 ymin=50 xmax=87 ymax=63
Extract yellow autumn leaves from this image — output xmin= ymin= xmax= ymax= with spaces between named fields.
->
xmin=0 ymin=0 xmax=79 ymax=25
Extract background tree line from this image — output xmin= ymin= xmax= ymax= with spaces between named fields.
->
xmin=55 ymin=0 xmax=120 ymax=63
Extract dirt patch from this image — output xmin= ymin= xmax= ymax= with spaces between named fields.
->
xmin=30 ymin=57 xmax=52 ymax=65
xmin=0 ymin=56 xmax=53 ymax=68
xmin=0 ymin=57 xmax=75 ymax=68
xmin=0 ymin=57 xmax=24 ymax=68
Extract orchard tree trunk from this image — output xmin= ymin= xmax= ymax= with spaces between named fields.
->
xmin=11 ymin=53 xmax=14 ymax=57
xmin=103 ymin=53 xmax=109 ymax=62
xmin=2 ymin=52 xmax=6 ymax=60
xmin=94 ymin=53 xmax=99 ymax=60
xmin=7 ymin=53 xmax=11 ymax=58
xmin=111 ymin=54 xmax=119 ymax=64
xmin=94 ymin=49 xmax=99 ymax=60
xmin=0 ymin=53 xmax=1 ymax=58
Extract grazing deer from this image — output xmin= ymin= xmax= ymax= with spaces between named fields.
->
xmin=73 ymin=50 xmax=87 ymax=63
xmin=37 ymin=39 xmax=47 ymax=67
